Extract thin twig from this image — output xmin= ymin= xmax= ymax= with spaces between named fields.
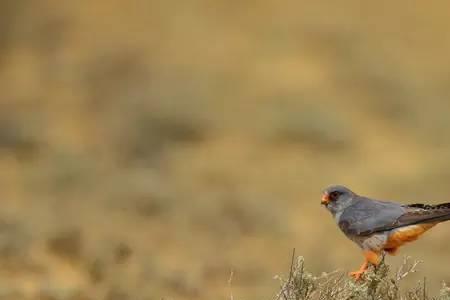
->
xmin=298 ymin=257 xmax=304 ymax=296
xmin=276 ymin=248 xmax=296 ymax=300
xmin=396 ymin=256 xmax=423 ymax=281
xmin=287 ymin=248 xmax=296 ymax=284
xmin=423 ymin=276 xmax=427 ymax=300
xmin=228 ymin=269 xmax=234 ymax=300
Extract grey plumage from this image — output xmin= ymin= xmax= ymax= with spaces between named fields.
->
xmin=322 ymin=185 xmax=450 ymax=251
xmin=337 ymin=197 xmax=406 ymax=236
xmin=321 ymin=185 xmax=450 ymax=278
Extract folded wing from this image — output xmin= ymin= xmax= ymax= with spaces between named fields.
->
xmin=338 ymin=197 xmax=450 ymax=236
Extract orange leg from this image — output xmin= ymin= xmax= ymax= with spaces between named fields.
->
xmin=349 ymin=260 xmax=368 ymax=280
xmin=349 ymin=250 xmax=380 ymax=280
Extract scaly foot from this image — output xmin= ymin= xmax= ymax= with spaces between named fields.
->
xmin=349 ymin=270 xmax=365 ymax=280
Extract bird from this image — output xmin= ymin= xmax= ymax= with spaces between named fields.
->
xmin=321 ymin=185 xmax=450 ymax=280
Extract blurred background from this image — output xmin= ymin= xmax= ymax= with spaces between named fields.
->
xmin=2 ymin=1 xmax=450 ymax=299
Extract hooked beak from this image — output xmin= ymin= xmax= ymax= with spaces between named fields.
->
xmin=321 ymin=193 xmax=330 ymax=205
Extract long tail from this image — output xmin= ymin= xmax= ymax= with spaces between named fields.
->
xmin=416 ymin=213 xmax=450 ymax=224
xmin=403 ymin=202 xmax=450 ymax=225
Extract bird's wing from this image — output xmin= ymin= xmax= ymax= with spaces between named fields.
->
xmin=339 ymin=197 xmax=450 ymax=236
xmin=338 ymin=197 xmax=405 ymax=236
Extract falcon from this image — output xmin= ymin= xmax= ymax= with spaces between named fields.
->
xmin=321 ymin=185 xmax=450 ymax=280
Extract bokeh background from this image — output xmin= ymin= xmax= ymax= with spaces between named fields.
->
xmin=2 ymin=1 xmax=450 ymax=299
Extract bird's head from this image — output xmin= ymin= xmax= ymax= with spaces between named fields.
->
xmin=321 ymin=185 xmax=355 ymax=214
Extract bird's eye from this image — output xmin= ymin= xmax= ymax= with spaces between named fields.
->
xmin=330 ymin=191 xmax=340 ymax=200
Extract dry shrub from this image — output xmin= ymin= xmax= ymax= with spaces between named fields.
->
xmin=273 ymin=251 xmax=450 ymax=300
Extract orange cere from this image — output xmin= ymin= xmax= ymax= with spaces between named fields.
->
xmin=321 ymin=193 xmax=330 ymax=205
